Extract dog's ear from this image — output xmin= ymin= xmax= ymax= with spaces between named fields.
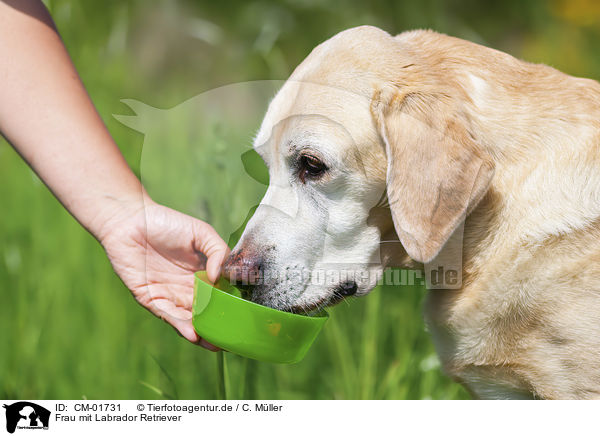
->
xmin=371 ymin=86 xmax=495 ymax=263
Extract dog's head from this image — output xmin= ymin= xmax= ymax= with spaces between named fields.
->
xmin=223 ymin=26 xmax=494 ymax=312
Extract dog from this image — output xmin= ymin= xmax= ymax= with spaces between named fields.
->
xmin=223 ymin=26 xmax=600 ymax=399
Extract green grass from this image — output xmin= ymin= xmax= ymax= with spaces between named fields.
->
xmin=2 ymin=0 xmax=598 ymax=400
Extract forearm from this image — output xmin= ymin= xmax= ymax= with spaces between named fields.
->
xmin=0 ymin=0 xmax=146 ymax=240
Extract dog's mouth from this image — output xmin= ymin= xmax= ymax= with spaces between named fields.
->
xmin=237 ymin=279 xmax=359 ymax=314
xmin=287 ymin=280 xmax=358 ymax=315
xmin=235 ymin=283 xmax=254 ymax=300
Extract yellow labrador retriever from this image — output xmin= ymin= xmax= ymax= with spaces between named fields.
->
xmin=223 ymin=26 xmax=600 ymax=399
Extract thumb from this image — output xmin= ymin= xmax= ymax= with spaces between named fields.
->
xmin=206 ymin=244 xmax=229 ymax=284
xmin=193 ymin=221 xmax=230 ymax=283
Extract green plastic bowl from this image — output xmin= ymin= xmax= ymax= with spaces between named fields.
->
xmin=192 ymin=271 xmax=329 ymax=364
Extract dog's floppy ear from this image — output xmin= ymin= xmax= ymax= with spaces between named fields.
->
xmin=371 ymin=86 xmax=495 ymax=263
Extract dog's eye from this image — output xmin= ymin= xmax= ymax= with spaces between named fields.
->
xmin=299 ymin=154 xmax=327 ymax=183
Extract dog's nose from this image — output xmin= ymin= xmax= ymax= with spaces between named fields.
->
xmin=222 ymin=249 xmax=263 ymax=286
xmin=338 ymin=281 xmax=358 ymax=296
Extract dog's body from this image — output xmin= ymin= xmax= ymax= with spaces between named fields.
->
xmin=224 ymin=26 xmax=600 ymax=399
xmin=396 ymin=30 xmax=600 ymax=399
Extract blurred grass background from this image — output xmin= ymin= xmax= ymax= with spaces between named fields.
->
xmin=1 ymin=0 xmax=599 ymax=400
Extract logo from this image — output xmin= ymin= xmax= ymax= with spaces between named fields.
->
xmin=2 ymin=402 xmax=50 ymax=434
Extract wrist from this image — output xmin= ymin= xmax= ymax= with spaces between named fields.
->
xmin=91 ymin=187 xmax=154 ymax=244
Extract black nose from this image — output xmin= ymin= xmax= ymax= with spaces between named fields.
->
xmin=222 ymin=249 xmax=263 ymax=286
xmin=338 ymin=281 xmax=358 ymax=296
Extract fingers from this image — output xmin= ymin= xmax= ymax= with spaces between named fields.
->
xmin=168 ymin=315 xmax=200 ymax=343
xmin=168 ymin=318 xmax=220 ymax=351
xmin=193 ymin=220 xmax=230 ymax=283
xmin=171 ymin=318 xmax=219 ymax=351
xmin=151 ymin=301 xmax=220 ymax=351
xmin=135 ymin=283 xmax=194 ymax=310
xmin=206 ymin=245 xmax=229 ymax=284
xmin=199 ymin=338 xmax=220 ymax=352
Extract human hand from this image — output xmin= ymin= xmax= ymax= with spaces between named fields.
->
xmin=99 ymin=198 xmax=229 ymax=349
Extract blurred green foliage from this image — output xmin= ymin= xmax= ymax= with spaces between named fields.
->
xmin=1 ymin=0 xmax=598 ymax=400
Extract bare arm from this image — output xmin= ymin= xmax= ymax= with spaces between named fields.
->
xmin=0 ymin=0 xmax=143 ymax=239
xmin=0 ymin=0 xmax=228 ymax=347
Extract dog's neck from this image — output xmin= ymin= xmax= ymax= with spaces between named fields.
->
xmin=460 ymin=75 xmax=600 ymax=285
